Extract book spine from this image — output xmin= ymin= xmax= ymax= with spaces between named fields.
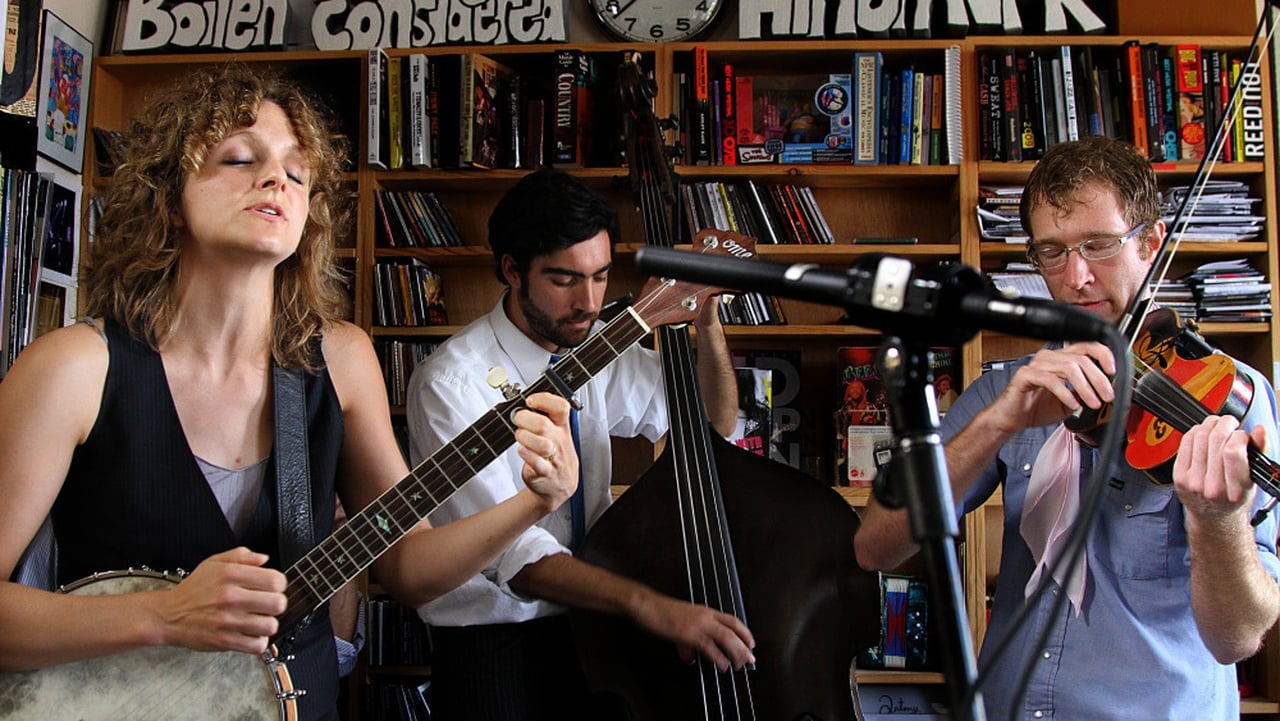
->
xmin=985 ymin=54 xmax=1005 ymax=160
xmin=898 ymin=68 xmax=914 ymax=165
xmin=1018 ymin=53 xmax=1042 ymax=160
xmin=1059 ymin=45 xmax=1079 ymax=142
xmin=367 ymin=48 xmax=388 ymax=170
xmin=1160 ymin=53 xmax=1179 ymax=161
xmin=1124 ymin=42 xmax=1148 ymax=157
xmin=1217 ymin=50 xmax=1232 ymax=161
xmin=388 ymin=55 xmax=404 ymax=170
xmin=910 ymin=71 xmax=926 ymax=165
xmin=506 ymin=72 xmax=524 ymax=169
xmin=721 ymin=63 xmax=737 ymax=166
xmin=553 ymin=50 xmax=578 ymax=166
xmin=407 ymin=54 xmax=430 ymax=168
xmin=1201 ymin=49 xmax=1220 ymax=160
xmin=1141 ymin=43 xmax=1164 ymax=161
xmin=881 ymin=67 xmax=896 ymax=164
xmin=526 ymin=97 xmax=546 ymax=167
xmin=1240 ymin=59 xmax=1266 ymax=162
xmin=735 ymin=74 xmax=755 ymax=156
xmin=693 ymin=46 xmax=712 ymax=166
xmin=1174 ymin=44 xmax=1205 ymax=160
xmin=459 ymin=54 xmax=476 ymax=166
xmin=853 ymin=52 xmax=881 ymax=165
xmin=999 ymin=49 xmax=1020 ymax=162
xmin=944 ymin=45 xmax=963 ymax=164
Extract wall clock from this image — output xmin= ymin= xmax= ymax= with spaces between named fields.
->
xmin=589 ymin=0 xmax=725 ymax=42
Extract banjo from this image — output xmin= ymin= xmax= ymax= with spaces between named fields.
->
xmin=0 ymin=238 xmax=738 ymax=720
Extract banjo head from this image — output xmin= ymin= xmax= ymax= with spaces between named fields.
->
xmin=0 ymin=569 xmax=295 ymax=721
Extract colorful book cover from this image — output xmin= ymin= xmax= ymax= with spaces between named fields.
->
xmin=727 ymin=367 xmax=772 ymax=457
xmin=731 ymin=349 xmax=816 ymax=478
xmin=1174 ymin=44 xmax=1206 ymax=160
xmin=836 ymin=346 xmax=890 ymax=487
xmin=860 ymin=574 xmax=930 ymax=671
xmin=460 ymin=53 xmax=511 ymax=169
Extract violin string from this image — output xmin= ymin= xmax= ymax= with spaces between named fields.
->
xmin=1129 ymin=356 xmax=1280 ymax=497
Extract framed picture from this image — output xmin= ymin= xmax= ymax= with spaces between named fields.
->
xmin=38 ymin=179 xmax=80 ymax=330
xmin=35 ymin=11 xmax=93 ymax=173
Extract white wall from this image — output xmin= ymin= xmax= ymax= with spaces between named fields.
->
xmin=41 ymin=1 xmax=107 ymax=52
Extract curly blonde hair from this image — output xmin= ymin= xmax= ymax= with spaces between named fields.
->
xmin=83 ymin=63 xmax=351 ymax=370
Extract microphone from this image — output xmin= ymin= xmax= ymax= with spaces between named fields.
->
xmin=635 ymin=245 xmax=1111 ymax=345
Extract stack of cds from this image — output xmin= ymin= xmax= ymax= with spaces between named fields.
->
xmin=1182 ymin=258 xmax=1272 ymax=323
xmin=1162 ymin=181 xmax=1265 ymax=242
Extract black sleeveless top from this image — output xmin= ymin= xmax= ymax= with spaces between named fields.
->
xmin=54 ymin=319 xmax=346 ymax=721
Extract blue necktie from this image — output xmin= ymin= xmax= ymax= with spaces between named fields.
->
xmin=551 ymin=354 xmax=586 ymax=550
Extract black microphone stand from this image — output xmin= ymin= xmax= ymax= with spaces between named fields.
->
xmin=872 ymin=334 xmax=985 ymax=721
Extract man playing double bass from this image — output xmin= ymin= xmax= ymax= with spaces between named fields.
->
xmin=856 ymin=136 xmax=1280 ymax=720
xmin=405 ymin=168 xmax=754 ymax=721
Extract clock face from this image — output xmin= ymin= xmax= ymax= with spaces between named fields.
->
xmin=590 ymin=0 xmax=724 ymax=42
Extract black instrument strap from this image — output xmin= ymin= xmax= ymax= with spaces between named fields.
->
xmin=272 ymin=364 xmax=313 ymax=568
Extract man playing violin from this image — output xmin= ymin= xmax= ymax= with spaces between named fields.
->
xmin=856 ymin=136 xmax=1280 ymax=720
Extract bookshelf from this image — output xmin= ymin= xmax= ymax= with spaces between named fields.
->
xmin=82 ymin=10 xmax=1280 ymax=716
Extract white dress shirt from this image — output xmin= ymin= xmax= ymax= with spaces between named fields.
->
xmin=405 ymin=297 xmax=667 ymax=626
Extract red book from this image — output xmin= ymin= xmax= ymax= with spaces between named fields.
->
xmin=1174 ymin=44 xmax=1206 ymax=160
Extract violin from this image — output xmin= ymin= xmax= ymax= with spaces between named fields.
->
xmin=1123 ymin=307 xmax=1280 ymax=498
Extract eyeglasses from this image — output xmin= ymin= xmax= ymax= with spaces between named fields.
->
xmin=1026 ymin=223 xmax=1149 ymax=270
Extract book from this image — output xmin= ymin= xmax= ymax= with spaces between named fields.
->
xmin=366 ymin=47 xmax=389 ymax=170
xmin=406 ymin=53 xmax=431 ymax=169
xmin=834 ymin=344 xmax=958 ymax=486
xmin=690 ymin=46 xmax=712 ymax=165
xmin=835 ymin=346 xmax=890 ymax=487
xmin=943 ymin=44 xmax=963 ymax=164
xmin=387 ymin=55 xmax=404 ymax=169
xmin=505 ymin=72 xmax=525 ymax=169
xmin=929 ymin=72 xmax=944 ymax=165
xmin=853 ymin=51 xmax=882 ymax=165
xmin=553 ymin=49 xmax=594 ymax=167
xmin=431 ymin=54 xmax=463 ymax=169
xmin=859 ymin=574 xmax=930 ymax=671
xmin=1159 ymin=53 xmax=1180 ymax=161
xmin=1123 ymin=42 xmax=1149 ymax=157
xmin=910 ymin=70 xmax=926 ymax=165
xmin=1239 ymin=59 xmax=1266 ymax=162
xmin=998 ymin=49 xmax=1020 ymax=162
xmin=1059 ymin=45 xmax=1079 ymax=142
xmin=460 ymin=53 xmax=511 ymax=169
xmin=1173 ymin=44 xmax=1206 ymax=160
xmin=525 ymin=96 xmax=547 ymax=167
xmin=1140 ymin=43 xmax=1165 ymax=161
xmin=727 ymin=367 xmax=772 ymax=457
xmin=731 ymin=349 xmax=814 ymax=476
xmin=899 ymin=67 xmax=916 ymax=164
xmin=720 ymin=63 xmax=737 ymax=166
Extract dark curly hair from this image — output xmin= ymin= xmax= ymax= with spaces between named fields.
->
xmin=487 ymin=168 xmax=619 ymax=285
xmin=82 ymin=63 xmax=351 ymax=370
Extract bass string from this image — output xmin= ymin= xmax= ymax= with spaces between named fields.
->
xmin=628 ymin=71 xmax=757 ymax=721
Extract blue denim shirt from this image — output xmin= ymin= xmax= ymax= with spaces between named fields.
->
xmin=949 ymin=353 xmax=1280 ymax=721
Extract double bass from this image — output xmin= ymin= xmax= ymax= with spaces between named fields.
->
xmin=570 ymin=53 xmax=882 ymax=721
